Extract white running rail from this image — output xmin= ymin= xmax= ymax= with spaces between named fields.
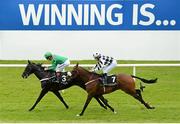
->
xmin=0 ymin=64 xmax=180 ymax=76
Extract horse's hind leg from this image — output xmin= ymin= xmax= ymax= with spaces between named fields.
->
xmin=94 ymin=96 xmax=107 ymax=110
xmin=99 ymin=96 xmax=116 ymax=113
xmin=52 ymin=90 xmax=69 ymax=109
xmin=134 ymin=89 xmax=155 ymax=109
xmin=29 ymin=88 xmax=48 ymax=111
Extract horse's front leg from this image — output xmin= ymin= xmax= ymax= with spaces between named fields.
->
xmin=52 ymin=90 xmax=69 ymax=109
xmin=77 ymin=94 xmax=93 ymax=116
xmin=29 ymin=88 xmax=49 ymax=111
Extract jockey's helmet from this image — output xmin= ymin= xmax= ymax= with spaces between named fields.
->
xmin=93 ymin=53 xmax=101 ymax=58
xmin=44 ymin=52 xmax=52 ymax=59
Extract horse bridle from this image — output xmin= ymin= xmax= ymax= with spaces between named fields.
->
xmin=23 ymin=64 xmax=46 ymax=79
xmin=22 ymin=66 xmax=33 ymax=78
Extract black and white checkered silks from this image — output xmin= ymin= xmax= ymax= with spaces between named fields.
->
xmin=93 ymin=54 xmax=117 ymax=73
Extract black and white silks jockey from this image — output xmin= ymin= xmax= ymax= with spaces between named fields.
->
xmin=91 ymin=53 xmax=117 ymax=84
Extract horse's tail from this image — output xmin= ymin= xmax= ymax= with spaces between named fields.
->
xmin=131 ymin=75 xmax=158 ymax=84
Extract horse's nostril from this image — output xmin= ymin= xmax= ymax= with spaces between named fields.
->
xmin=22 ymin=74 xmax=27 ymax=79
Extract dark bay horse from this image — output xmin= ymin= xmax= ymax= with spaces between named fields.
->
xmin=70 ymin=63 xmax=158 ymax=116
xmin=21 ymin=60 xmax=110 ymax=111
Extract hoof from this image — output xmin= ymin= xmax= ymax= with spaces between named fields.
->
xmin=114 ymin=111 xmax=117 ymax=114
xmin=147 ymin=106 xmax=155 ymax=109
xmin=66 ymin=106 xmax=69 ymax=109
xmin=76 ymin=114 xmax=81 ymax=117
xmin=76 ymin=113 xmax=83 ymax=116
xmin=150 ymin=106 xmax=155 ymax=109
xmin=29 ymin=108 xmax=33 ymax=111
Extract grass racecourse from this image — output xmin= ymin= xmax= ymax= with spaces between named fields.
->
xmin=0 ymin=60 xmax=180 ymax=122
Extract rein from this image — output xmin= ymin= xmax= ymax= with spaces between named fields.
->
xmin=85 ymin=78 xmax=101 ymax=85
xmin=40 ymin=76 xmax=56 ymax=82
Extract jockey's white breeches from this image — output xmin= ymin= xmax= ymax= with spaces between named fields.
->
xmin=55 ymin=59 xmax=70 ymax=72
xmin=102 ymin=60 xmax=117 ymax=73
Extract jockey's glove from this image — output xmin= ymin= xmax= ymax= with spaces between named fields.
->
xmin=44 ymin=67 xmax=49 ymax=71
xmin=89 ymin=68 xmax=95 ymax=72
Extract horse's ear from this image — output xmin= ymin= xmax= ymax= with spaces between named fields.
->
xmin=37 ymin=63 xmax=43 ymax=67
xmin=76 ymin=63 xmax=79 ymax=68
xmin=28 ymin=60 xmax=31 ymax=64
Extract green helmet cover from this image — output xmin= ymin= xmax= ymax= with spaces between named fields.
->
xmin=44 ymin=52 xmax=52 ymax=59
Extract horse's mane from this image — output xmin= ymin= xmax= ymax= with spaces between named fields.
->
xmin=32 ymin=63 xmax=44 ymax=70
xmin=32 ymin=63 xmax=52 ymax=72
xmin=32 ymin=62 xmax=55 ymax=76
xmin=78 ymin=66 xmax=101 ymax=77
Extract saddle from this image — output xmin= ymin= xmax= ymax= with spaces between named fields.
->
xmin=57 ymin=72 xmax=69 ymax=85
xmin=41 ymin=71 xmax=70 ymax=85
xmin=100 ymin=75 xmax=117 ymax=86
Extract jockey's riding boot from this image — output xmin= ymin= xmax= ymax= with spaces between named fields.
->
xmin=56 ymin=72 xmax=61 ymax=83
xmin=102 ymin=73 xmax=108 ymax=85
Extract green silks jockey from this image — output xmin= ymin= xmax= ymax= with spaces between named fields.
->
xmin=44 ymin=52 xmax=71 ymax=83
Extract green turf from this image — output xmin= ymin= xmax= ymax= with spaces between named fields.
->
xmin=0 ymin=61 xmax=180 ymax=122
